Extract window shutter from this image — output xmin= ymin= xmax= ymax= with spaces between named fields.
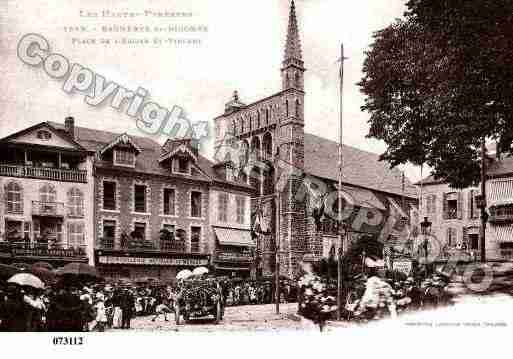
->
xmin=442 ymin=193 xmax=448 ymax=220
xmin=67 ymin=222 xmax=72 ymax=247
xmin=473 ymin=191 xmax=480 ymax=219
xmin=467 ymin=191 xmax=473 ymax=219
xmin=457 ymin=192 xmax=463 ymax=219
xmin=463 ymin=227 xmax=468 ymax=249
xmin=446 ymin=227 xmax=451 ymax=246
xmin=79 ymin=223 xmax=85 ymax=245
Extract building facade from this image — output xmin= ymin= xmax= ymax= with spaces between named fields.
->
xmin=418 ymin=154 xmax=513 ymax=261
xmin=485 ymin=155 xmax=513 ymax=260
xmin=0 ymin=119 xmax=94 ymax=267
xmin=0 ymin=117 xmax=255 ymax=279
xmin=212 ymin=0 xmax=418 ymax=278
xmin=45 ymin=119 xmax=254 ymax=281
xmin=416 ymin=180 xmax=482 ymax=261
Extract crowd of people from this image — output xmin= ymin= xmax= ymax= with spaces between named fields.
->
xmin=221 ymin=280 xmax=297 ymax=306
xmin=0 ymin=281 xmax=175 ymax=332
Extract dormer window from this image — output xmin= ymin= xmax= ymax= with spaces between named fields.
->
xmin=176 ymin=157 xmax=189 ymax=174
xmin=114 ymin=149 xmax=135 ymax=167
xmin=36 ymin=130 xmax=51 ymax=141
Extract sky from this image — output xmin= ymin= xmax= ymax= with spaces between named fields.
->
xmin=0 ymin=0 xmax=422 ymax=182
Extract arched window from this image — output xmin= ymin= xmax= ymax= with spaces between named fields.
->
xmin=285 ymin=100 xmax=289 ymax=117
xmin=295 ymin=72 xmax=301 ymax=87
xmin=295 ymin=99 xmax=301 ymax=117
xmin=40 ymin=184 xmax=56 ymax=203
xmin=263 ymin=132 xmax=273 ymax=160
xmin=240 ymin=117 xmax=244 ymax=133
xmin=5 ymin=181 xmax=22 ymax=214
xmin=251 ymin=136 xmax=261 ymax=158
xmin=232 ymin=120 xmax=236 ymax=135
xmin=266 ymin=108 xmax=270 ymax=125
xmin=68 ymin=187 xmax=84 ymax=217
xmin=257 ymin=111 xmax=261 ymax=128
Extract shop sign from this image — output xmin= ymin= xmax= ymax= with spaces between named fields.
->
xmin=393 ymin=260 xmax=412 ymax=276
xmin=98 ymin=256 xmax=208 ymax=266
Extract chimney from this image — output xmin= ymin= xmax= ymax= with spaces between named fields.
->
xmin=65 ymin=116 xmax=75 ymax=139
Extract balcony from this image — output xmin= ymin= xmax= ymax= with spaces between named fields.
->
xmin=0 ymin=164 xmax=87 ymax=183
xmin=96 ymin=237 xmax=188 ymax=253
xmin=489 ymin=205 xmax=513 ymax=224
xmin=0 ymin=242 xmax=87 ymax=261
xmin=32 ymin=201 xmax=65 ymax=218
xmin=214 ymin=250 xmax=253 ymax=263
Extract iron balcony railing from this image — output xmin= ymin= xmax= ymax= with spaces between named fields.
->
xmin=96 ymin=237 xmax=189 ymax=253
xmin=0 ymin=164 xmax=87 ymax=183
xmin=32 ymin=201 xmax=65 ymax=217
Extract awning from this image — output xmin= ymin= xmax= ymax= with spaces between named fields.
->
xmin=492 ymin=225 xmax=513 ymax=242
xmin=387 ymin=196 xmax=408 ymax=219
xmin=213 ymin=227 xmax=255 ymax=247
xmin=488 ymin=179 xmax=513 ymax=206
xmin=336 ymin=184 xmax=386 ymax=211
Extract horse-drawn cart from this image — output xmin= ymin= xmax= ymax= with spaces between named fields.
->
xmin=174 ymin=278 xmax=224 ymax=325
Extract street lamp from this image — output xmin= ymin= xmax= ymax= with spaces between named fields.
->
xmin=420 ymin=216 xmax=432 ymax=274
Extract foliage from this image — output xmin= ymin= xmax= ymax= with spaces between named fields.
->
xmin=359 ymin=0 xmax=513 ymax=188
xmin=159 ymin=228 xmax=175 ymax=242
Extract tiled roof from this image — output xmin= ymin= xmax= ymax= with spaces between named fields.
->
xmin=48 ymin=121 xmax=253 ymax=191
xmin=304 ymin=133 xmax=418 ymax=198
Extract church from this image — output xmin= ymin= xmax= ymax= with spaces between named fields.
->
xmin=212 ymin=0 xmax=419 ymax=278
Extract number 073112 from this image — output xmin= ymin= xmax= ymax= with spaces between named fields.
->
xmin=52 ymin=337 xmax=84 ymax=345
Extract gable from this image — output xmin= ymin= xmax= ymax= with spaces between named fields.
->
xmin=4 ymin=123 xmax=84 ymax=151
xmin=99 ymin=133 xmax=142 ymax=155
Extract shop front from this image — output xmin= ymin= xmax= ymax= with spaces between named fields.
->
xmin=212 ymin=226 xmax=255 ymax=278
xmin=94 ymin=249 xmax=210 ymax=282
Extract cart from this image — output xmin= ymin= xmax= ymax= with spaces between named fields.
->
xmin=174 ymin=278 xmax=224 ymax=325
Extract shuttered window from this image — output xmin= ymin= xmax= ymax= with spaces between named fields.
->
xmin=5 ymin=181 xmax=23 ymax=214
xmin=68 ymin=222 xmax=85 ymax=247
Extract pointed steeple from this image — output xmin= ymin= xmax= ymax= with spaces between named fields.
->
xmin=281 ymin=0 xmax=305 ymax=91
xmin=283 ymin=0 xmax=303 ymax=66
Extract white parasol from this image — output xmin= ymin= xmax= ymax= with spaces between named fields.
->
xmin=8 ymin=273 xmax=45 ymax=289
xmin=192 ymin=266 xmax=209 ymax=276
xmin=364 ymin=257 xmax=385 ymax=268
xmin=176 ymin=269 xmax=193 ymax=280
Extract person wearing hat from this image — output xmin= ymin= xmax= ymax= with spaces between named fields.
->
xmin=0 ymin=284 xmax=28 ymax=331
xmin=93 ymin=293 xmax=108 ymax=332
xmin=151 ymin=298 xmax=172 ymax=322
xmin=120 ymin=289 xmax=135 ymax=329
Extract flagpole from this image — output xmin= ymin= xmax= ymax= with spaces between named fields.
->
xmin=336 ymin=43 xmax=346 ymax=321
xmin=274 ymin=97 xmax=282 ymax=315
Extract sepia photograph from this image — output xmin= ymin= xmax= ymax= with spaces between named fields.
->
xmin=0 ymin=0 xmax=512 ymax=356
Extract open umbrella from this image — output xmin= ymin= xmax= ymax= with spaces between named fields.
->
xmin=176 ymin=269 xmax=192 ymax=280
xmin=8 ymin=273 xmax=45 ymax=289
xmin=30 ymin=264 xmax=56 ymax=284
xmin=0 ymin=263 xmax=20 ymax=282
xmin=56 ymin=262 xmax=103 ymax=284
xmin=116 ymin=278 xmax=134 ymax=287
xmin=192 ymin=266 xmax=209 ymax=276
xmin=32 ymin=262 xmax=54 ymax=270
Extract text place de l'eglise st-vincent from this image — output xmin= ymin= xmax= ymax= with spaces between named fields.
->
xmin=0 ymin=1 xmax=422 ymax=280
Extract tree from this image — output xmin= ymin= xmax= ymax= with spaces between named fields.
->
xmin=359 ymin=0 xmax=513 ymax=188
